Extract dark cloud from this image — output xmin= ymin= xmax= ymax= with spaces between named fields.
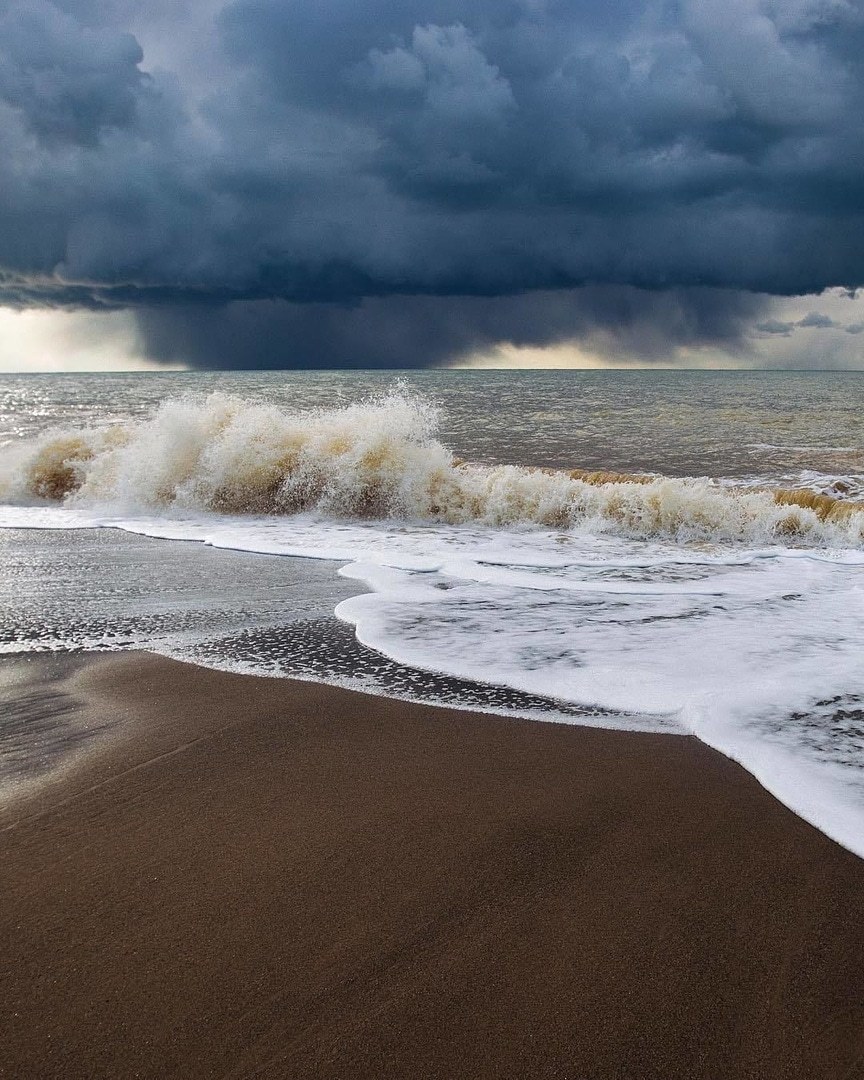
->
xmin=136 ymin=286 xmax=768 ymax=369
xmin=755 ymin=319 xmax=794 ymax=336
xmin=754 ymin=307 xmax=858 ymax=342
xmin=0 ymin=0 xmax=863 ymax=365
xmin=0 ymin=0 xmax=146 ymax=145
xmin=796 ymin=310 xmax=840 ymax=329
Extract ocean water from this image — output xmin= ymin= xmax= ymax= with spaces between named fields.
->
xmin=0 ymin=370 xmax=863 ymax=858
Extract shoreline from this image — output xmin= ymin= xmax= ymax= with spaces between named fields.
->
xmin=3 ymin=652 xmax=864 ymax=1078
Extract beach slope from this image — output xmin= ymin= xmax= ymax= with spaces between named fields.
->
xmin=2 ymin=653 xmax=863 ymax=1079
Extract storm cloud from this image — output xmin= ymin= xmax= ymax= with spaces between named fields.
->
xmin=135 ymin=286 xmax=771 ymax=369
xmin=1 ymin=0 xmax=863 ymax=366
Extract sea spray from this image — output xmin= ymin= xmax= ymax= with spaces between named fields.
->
xmin=2 ymin=388 xmax=863 ymax=547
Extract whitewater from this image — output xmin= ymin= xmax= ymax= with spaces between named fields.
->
xmin=1 ymin=374 xmax=863 ymax=860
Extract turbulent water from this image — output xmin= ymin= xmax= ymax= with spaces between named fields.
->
xmin=1 ymin=370 xmax=863 ymax=858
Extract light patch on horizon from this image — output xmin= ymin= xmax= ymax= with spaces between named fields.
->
xmin=452 ymin=343 xmax=679 ymax=369
xmin=455 ymin=341 xmax=751 ymax=370
xmin=451 ymin=343 xmax=616 ymax=369
xmin=0 ymin=308 xmax=187 ymax=372
xmin=453 ymin=289 xmax=864 ymax=370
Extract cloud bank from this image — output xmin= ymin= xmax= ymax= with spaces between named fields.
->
xmin=1 ymin=0 xmax=863 ymax=366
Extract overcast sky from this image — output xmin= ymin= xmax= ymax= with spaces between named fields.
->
xmin=1 ymin=0 xmax=863 ymax=370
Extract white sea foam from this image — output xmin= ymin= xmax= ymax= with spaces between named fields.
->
xmin=335 ymin=545 xmax=864 ymax=858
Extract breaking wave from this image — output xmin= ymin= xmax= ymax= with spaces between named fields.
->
xmin=2 ymin=388 xmax=863 ymax=546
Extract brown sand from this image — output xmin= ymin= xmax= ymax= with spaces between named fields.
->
xmin=2 ymin=652 xmax=864 ymax=1080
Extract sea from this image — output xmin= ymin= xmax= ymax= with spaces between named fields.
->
xmin=1 ymin=370 xmax=862 ymax=857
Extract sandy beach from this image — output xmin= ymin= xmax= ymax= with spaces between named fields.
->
xmin=2 ymin=652 xmax=864 ymax=1079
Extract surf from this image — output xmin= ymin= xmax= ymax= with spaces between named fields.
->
xmin=2 ymin=388 xmax=863 ymax=547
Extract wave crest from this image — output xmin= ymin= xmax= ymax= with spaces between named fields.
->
xmin=2 ymin=389 xmax=863 ymax=546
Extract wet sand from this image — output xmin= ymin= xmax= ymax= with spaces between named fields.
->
xmin=2 ymin=652 xmax=864 ymax=1079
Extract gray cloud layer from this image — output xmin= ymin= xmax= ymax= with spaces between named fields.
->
xmin=135 ymin=286 xmax=770 ymax=369
xmin=1 ymin=0 xmax=863 ymax=366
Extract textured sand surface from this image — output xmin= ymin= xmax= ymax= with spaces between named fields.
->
xmin=2 ymin=653 xmax=863 ymax=1079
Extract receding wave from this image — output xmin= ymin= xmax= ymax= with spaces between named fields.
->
xmin=2 ymin=389 xmax=863 ymax=546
